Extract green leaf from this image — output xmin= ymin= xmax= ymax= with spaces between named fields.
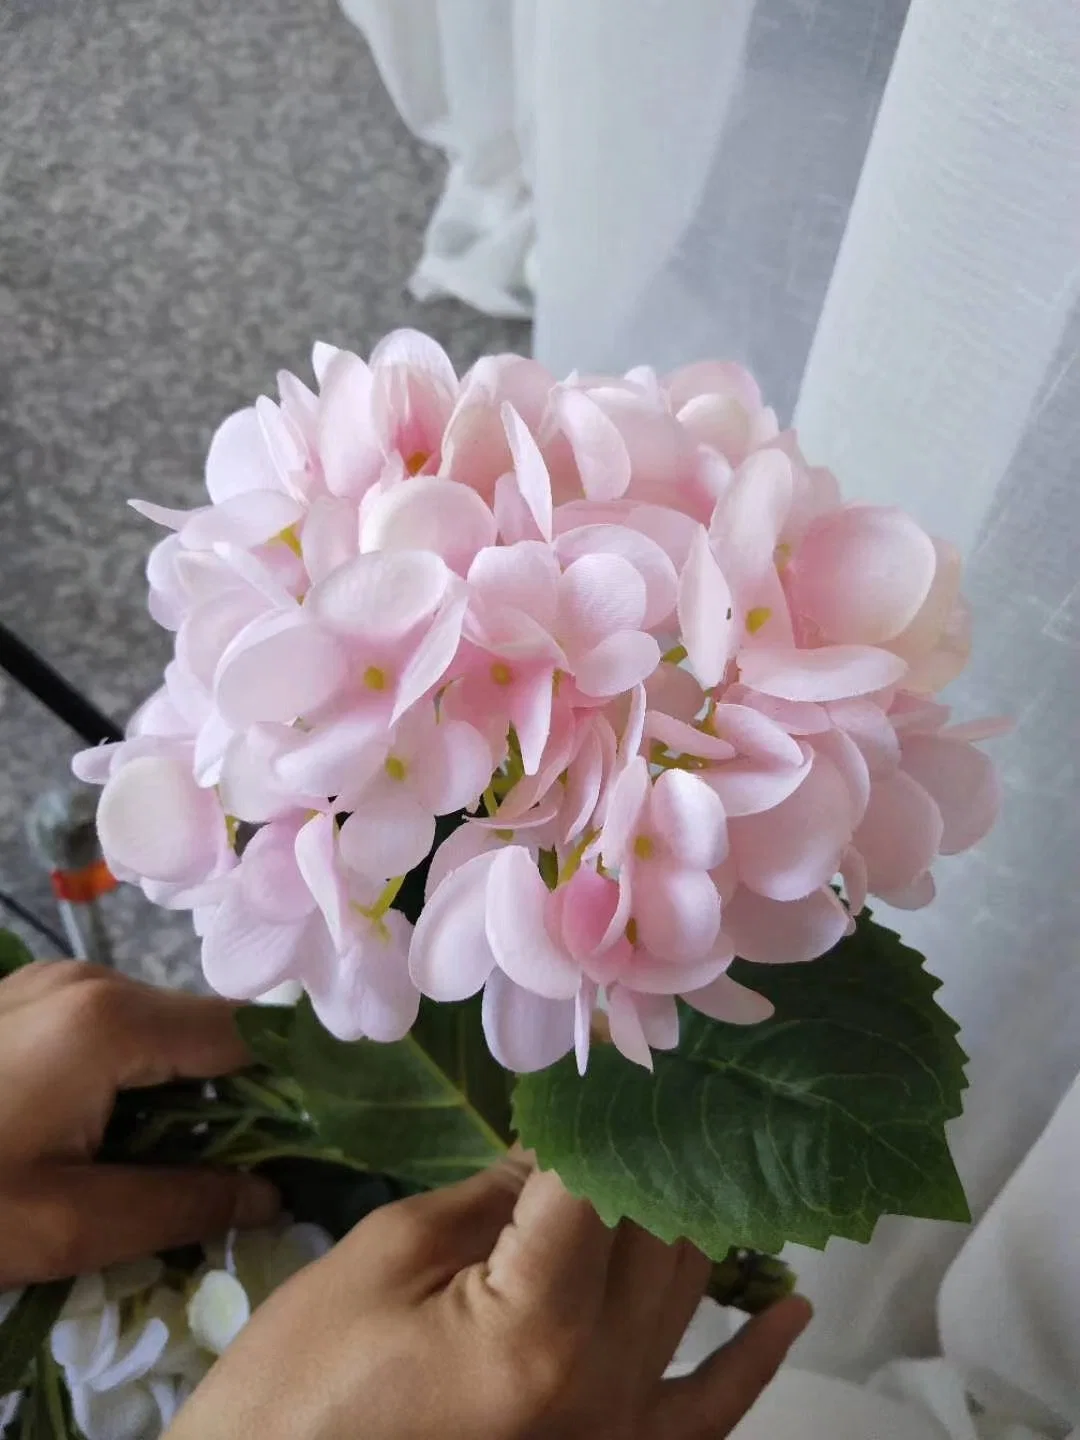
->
xmin=0 ymin=1282 xmax=72 ymax=1393
xmin=0 ymin=929 xmax=35 ymax=980
xmin=239 ymin=997 xmax=511 ymax=1188
xmin=512 ymin=912 xmax=969 ymax=1259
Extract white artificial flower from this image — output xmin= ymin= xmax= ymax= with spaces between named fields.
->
xmin=189 ymin=1220 xmax=332 ymax=1354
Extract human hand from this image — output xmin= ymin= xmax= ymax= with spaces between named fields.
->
xmin=167 ymin=1153 xmax=810 ymax=1440
xmin=0 ymin=961 xmax=279 ymax=1287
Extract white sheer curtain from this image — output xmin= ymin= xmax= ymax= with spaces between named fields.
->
xmin=343 ymin=0 xmax=1080 ymax=1398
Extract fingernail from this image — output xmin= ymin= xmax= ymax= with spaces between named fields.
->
xmin=234 ymin=1175 xmax=282 ymax=1228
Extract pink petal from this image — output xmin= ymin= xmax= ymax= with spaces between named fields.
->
xmin=202 ymin=892 xmax=313 ymax=999
xmin=273 ymin=717 xmax=386 ymax=801
xmin=482 ymin=968 xmax=575 ymax=1073
xmin=791 ymin=505 xmax=938 ymax=645
xmin=886 ymin=537 xmax=963 ymax=669
xmin=316 ymin=352 xmax=384 ymax=498
xmin=493 ymin=471 xmax=541 ymax=545
xmin=574 ymin=982 xmax=597 ymax=1074
xmin=899 ymin=734 xmax=1001 ymax=855
xmin=606 ymin=986 xmax=655 ymax=1069
xmin=294 ymin=813 xmax=351 ymax=951
xmin=424 ymin=822 xmax=509 ymax=899
xmin=302 ymin=496 xmax=360 ymax=585
xmin=601 ymin=755 xmax=650 ymax=869
xmin=737 ymin=644 xmax=908 ymax=701
xmin=710 ymin=704 xmax=804 ymax=766
xmin=309 ymin=548 xmax=449 ymax=641
xmin=682 ymin=972 xmax=774 ymax=1025
xmin=205 ymin=408 xmax=281 ymax=503
xmin=129 ymin=498 xmax=202 ymax=531
xmin=644 ymin=711 xmax=737 ymax=764
xmin=255 ymin=395 xmax=308 ymax=496
xmin=312 ymin=912 xmax=420 ymax=1043
xmin=730 ymin=749 xmax=854 ymax=900
xmin=626 ymin=503 xmax=698 ymax=571
xmin=574 ymin=630 xmax=660 ymax=698
xmin=392 ymin=591 xmax=467 ymax=721
xmin=730 ymin=688 xmax=832 ymax=735
xmin=811 ymin=728 xmax=871 ymax=826
xmin=555 ymin=525 xmax=677 ymax=629
xmin=940 ymin=715 xmax=1013 ymax=743
xmin=468 ymin=542 xmax=560 ymax=633
xmin=665 ymin=359 xmax=763 ymax=415
xmin=406 ymin=718 xmax=493 ymax=814
xmin=557 ymin=553 xmax=647 ymax=654
xmin=370 ymin=327 xmax=457 ymax=391
xmin=723 ymin=885 xmax=849 ymax=964
xmin=508 ymin=663 xmax=555 ymax=776
xmin=485 ymin=847 xmax=582 ymax=999
xmin=649 ymin=769 xmax=728 ymax=869
xmin=360 ymin=476 xmax=496 ymax=576
xmin=176 ymin=590 xmax=267 ymax=690
xmin=626 ymin=939 xmax=734 ymax=995
xmin=72 ymin=741 xmax=122 ymax=786
xmin=214 ymin=612 xmax=347 ymax=727
xmin=839 ymin=845 xmax=868 ymax=916
xmin=826 ymin=697 xmax=901 ymax=774
xmin=646 ymin=662 xmax=706 ymax=722
xmin=502 ymin=402 xmax=553 ymax=540
xmin=634 ymin=863 xmax=721 ymax=962
xmin=618 ymin=682 xmax=647 ymax=768
xmin=710 ymin=449 xmax=793 ymax=582
xmin=312 ymin=340 xmax=340 ymax=386
xmin=180 ymin=491 xmax=302 ymax=551
xmin=878 ymin=870 xmax=936 ymax=910
xmin=853 ymin=770 xmax=944 ymax=894
xmin=554 ymin=388 xmax=632 ymax=500
xmin=340 ymin=790 xmax=435 ymax=879
xmin=237 ymin=821 xmax=316 ymax=924
xmin=558 ymin=865 xmax=621 ymax=960
xmin=703 ymin=751 xmax=812 ymax=817
xmin=98 ymin=754 xmax=223 ymax=883
xmin=410 ymin=851 xmax=499 ymax=999
xmin=634 ymin=990 xmax=681 ymax=1050
xmin=678 ymin=525 xmax=734 ymax=689
xmin=559 ymin=724 xmax=605 ymax=843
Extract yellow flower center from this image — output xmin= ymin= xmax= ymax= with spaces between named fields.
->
xmin=275 ymin=524 xmax=303 ymax=557
xmin=384 ymin=755 xmax=407 ymax=782
xmin=633 ymin=834 xmax=655 ymax=861
xmin=490 ymin=661 xmax=514 ymax=686
xmin=625 ymin=918 xmax=639 ymax=947
xmin=363 ymin=665 xmax=389 ymax=691
xmin=405 ymin=450 xmax=429 ymax=476
xmin=746 ymin=606 xmax=773 ymax=635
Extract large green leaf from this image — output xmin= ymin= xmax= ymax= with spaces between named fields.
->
xmin=0 ymin=929 xmax=35 ymax=980
xmin=0 ymin=1281 xmax=72 ymax=1393
xmin=238 ymin=996 xmax=511 ymax=1188
xmin=512 ymin=913 xmax=969 ymax=1258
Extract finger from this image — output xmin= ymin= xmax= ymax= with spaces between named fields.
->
xmin=0 ymin=1164 xmax=281 ymax=1287
xmin=54 ymin=975 xmax=251 ymax=1089
xmin=0 ymin=959 xmax=114 ymax=1014
xmin=341 ymin=1152 xmax=532 ymax=1293
xmin=653 ymin=1295 xmax=812 ymax=1439
xmin=484 ymin=1166 xmax=616 ymax=1329
xmin=601 ymin=1221 xmax=682 ymax=1347
xmin=642 ymin=1240 xmax=713 ymax=1384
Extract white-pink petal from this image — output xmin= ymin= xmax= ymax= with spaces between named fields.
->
xmin=730 ymin=750 xmax=854 ymax=901
xmin=737 ymin=644 xmax=908 ymax=702
xmin=678 ymin=525 xmax=734 ymax=689
xmin=98 ymin=754 xmax=223 ymax=884
xmin=899 ymin=733 xmax=1001 ymax=855
xmin=682 ymin=972 xmax=774 ymax=1025
xmin=722 ymin=885 xmax=849 ymax=965
xmin=555 ymin=524 xmax=677 ymax=629
xmin=360 ymin=476 xmax=497 ymax=576
xmin=410 ymin=850 xmax=499 ymax=1000
xmin=634 ymin=863 xmax=722 ymax=963
xmin=205 ymin=407 xmax=283 ymax=503
xmin=853 ymin=770 xmax=944 ymax=895
xmin=554 ymin=388 xmax=632 ymax=501
xmin=339 ymin=791 xmax=435 ymax=880
xmin=502 ymin=402 xmax=553 ymax=541
xmin=573 ymin=630 xmax=660 ymax=699
xmin=308 ymin=548 xmax=448 ymax=641
xmin=485 ymin=846 xmax=582 ymax=1000
xmin=649 ymin=768 xmax=728 ymax=869
xmin=482 ymin=968 xmax=575 ymax=1073
xmin=214 ymin=611 xmax=346 ymax=727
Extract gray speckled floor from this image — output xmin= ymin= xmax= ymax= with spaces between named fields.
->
xmin=0 ymin=0 xmax=529 ymax=983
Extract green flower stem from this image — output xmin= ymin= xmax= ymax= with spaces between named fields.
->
xmin=707 ymin=1249 xmax=797 ymax=1314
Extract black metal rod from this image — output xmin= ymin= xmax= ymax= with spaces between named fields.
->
xmin=0 ymin=621 xmax=123 ymax=745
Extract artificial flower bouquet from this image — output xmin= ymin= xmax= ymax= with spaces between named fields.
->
xmin=0 ymin=333 xmax=1003 ymax=1436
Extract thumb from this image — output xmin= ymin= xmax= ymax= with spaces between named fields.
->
xmin=655 ymin=1295 xmax=812 ymax=1438
xmin=0 ymin=1164 xmax=281 ymax=1286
